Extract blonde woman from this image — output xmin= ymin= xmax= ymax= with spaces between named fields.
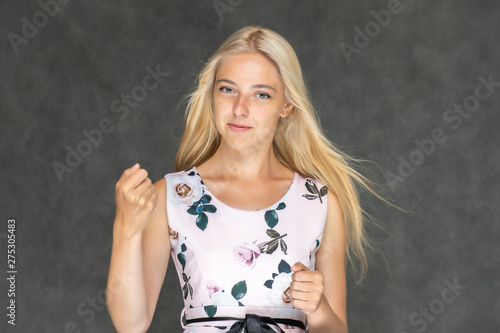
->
xmin=107 ymin=26 xmax=391 ymax=332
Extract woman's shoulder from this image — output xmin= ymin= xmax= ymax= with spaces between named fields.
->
xmin=163 ymin=167 xmax=205 ymax=206
xmin=163 ymin=167 xmax=198 ymax=180
xmin=295 ymin=171 xmax=328 ymax=190
xmin=163 ymin=167 xmax=202 ymax=192
xmin=163 ymin=167 xmax=200 ymax=192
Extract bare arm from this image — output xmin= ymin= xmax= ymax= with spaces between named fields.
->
xmin=290 ymin=189 xmax=347 ymax=333
xmin=308 ymin=189 xmax=348 ymax=332
xmin=141 ymin=177 xmax=170 ymax=324
xmin=106 ymin=164 xmax=170 ymax=332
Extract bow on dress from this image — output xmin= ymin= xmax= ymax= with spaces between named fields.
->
xmin=226 ymin=313 xmax=285 ymax=333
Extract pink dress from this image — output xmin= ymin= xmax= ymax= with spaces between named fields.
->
xmin=164 ymin=166 xmax=328 ymax=332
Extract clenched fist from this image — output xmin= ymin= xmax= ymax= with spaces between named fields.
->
xmin=290 ymin=262 xmax=325 ymax=314
xmin=114 ymin=163 xmax=158 ymax=238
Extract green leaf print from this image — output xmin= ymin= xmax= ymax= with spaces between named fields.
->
xmin=276 ymin=202 xmax=286 ymax=210
xmin=263 ymin=241 xmax=278 ymax=254
xmin=305 ymin=180 xmax=316 ymax=194
xmin=278 ymin=259 xmax=291 ymax=274
xmin=280 ymin=239 xmax=288 ymax=255
xmin=264 ymin=210 xmax=278 ymax=229
xmin=302 ymin=179 xmax=327 ymax=203
xmin=187 ymin=205 xmax=199 ymax=215
xmin=204 ymin=305 xmax=217 ymax=317
xmin=204 ymin=204 xmax=217 ymax=213
xmin=181 ymin=243 xmax=187 ymax=252
xmin=264 ymin=261 xmax=293 ymax=289
xmin=258 ymin=229 xmax=288 ymax=255
xmin=320 ymin=186 xmax=327 ymax=197
xmin=200 ymin=194 xmax=212 ymax=204
xmin=231 ymin=280 xmax=247 ymax=300
xmin=182 ymin=273 xmax=193 ymax=299
xmin=196 ymin=213 xmax=208 ymax=231
xmin=187 ymin=190 xmax=217 ymax=231
xmin=177 ymin=253 xmax=186 ymax=270
xmin=266 ymin=229 xmax=280 ymax=238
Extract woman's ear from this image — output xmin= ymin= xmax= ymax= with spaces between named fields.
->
xmin=281 ymin=103 xmax=294 ymax=118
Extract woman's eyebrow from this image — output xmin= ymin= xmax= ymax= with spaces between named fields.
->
xmin=215 ymin=78 xmax=277 ymax=92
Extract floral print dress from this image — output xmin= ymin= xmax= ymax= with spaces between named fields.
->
xmin=165 ymin=167 xmax=328 ymax=332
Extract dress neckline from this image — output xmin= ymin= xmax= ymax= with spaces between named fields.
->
xmin=192 ymin=166 xmax=298 ymax=212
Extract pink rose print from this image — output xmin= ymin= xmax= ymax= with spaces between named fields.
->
xmin=233 ymin=243 xmax=261 ymax=269
xmin=167 ymin=174 xmax=203 ymax=207
xmin=206 ymin=280 xmax=222 ymax=297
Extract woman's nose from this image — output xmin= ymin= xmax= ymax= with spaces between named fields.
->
xmin=232 ymin=94 xmax=249 ymax=116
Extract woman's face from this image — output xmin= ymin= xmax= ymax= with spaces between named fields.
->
xmin=212 ymin=52 xmax=293 ymax=153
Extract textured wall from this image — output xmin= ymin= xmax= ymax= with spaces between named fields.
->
xmin=1 ymin=0 xmax=498 ymax=332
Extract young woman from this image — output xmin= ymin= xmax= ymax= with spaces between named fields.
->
xmin=107 ymin=26 xmax=390 ymax=333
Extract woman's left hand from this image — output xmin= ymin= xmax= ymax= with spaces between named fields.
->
xmin=290 ymin=262 xmax=325 ymax=314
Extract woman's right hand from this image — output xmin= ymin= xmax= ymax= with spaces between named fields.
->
xmin=114 ymin=163 xmax=158 ymax=238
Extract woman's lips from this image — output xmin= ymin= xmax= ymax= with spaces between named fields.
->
xmin=228 ymin=123 xmax=252 ymax=132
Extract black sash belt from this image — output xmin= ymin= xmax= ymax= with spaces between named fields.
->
xmin=185 ymin=313 xmax=306 ymax=332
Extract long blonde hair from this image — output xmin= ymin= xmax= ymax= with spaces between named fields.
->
xmin=175 ymin=25 xmax=401 ymax=284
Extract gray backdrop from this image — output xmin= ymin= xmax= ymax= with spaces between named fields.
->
xmin=1 ymin=0 xmax=499 ymax=332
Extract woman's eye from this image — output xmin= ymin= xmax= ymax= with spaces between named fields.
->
xmin=220 ymin=87 xmax=233 ymax=93
xmin=257 ymin=93 xmax=271 ymax=99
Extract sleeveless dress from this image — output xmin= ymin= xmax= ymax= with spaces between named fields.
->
xmin=164 ymin=166 xmax=328 ymax=332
